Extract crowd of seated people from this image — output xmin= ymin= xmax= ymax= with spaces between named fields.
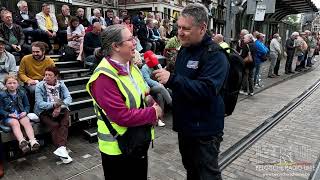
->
xmin=0 ymin=9 xmax=31 ymax=58
xmin=0 ymin=1 xmax=183 ymax=172
xmin=0 ymin=40 xmax=73 ymax=169
xmin=0 ymin=0 xmax=182 ymax=65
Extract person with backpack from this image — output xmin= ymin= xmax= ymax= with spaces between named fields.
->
xmin=153 ymin=3 xmax=229 ymax=179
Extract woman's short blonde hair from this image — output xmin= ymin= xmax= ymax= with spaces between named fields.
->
xmin=4 ymin=74 xmax=18 ymax=84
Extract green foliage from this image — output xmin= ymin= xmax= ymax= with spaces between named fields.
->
xmin=283 ymin=15 xmax=300 ymax=24
xmin=282 ymin=15 xmax=300 ymax=31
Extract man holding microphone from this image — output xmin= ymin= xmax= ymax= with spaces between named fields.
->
xmin=153 ymin=3 xmax=229 ymax=180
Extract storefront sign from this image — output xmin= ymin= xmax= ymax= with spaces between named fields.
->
xmin=56 ymin=0 xmax=73 ymax=3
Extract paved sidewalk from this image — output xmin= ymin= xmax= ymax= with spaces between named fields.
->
xmin=223 ymin=73 xmax=320 ymax=180
xmin=2 ymin=56 xmax=320 ymax=180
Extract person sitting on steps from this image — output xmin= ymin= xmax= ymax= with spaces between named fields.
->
xmin=34 ymin=66 xmax=73 ymax=164
xmin=0 ymin=75 xmax=40 ymax=153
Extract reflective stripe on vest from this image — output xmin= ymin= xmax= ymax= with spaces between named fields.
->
xmin=93 ymin=104 xmax=117 ymax=142
xmin=94 ymin=67 xmax=137 ymax=108
xmin=86 ymin=58 xmax=153 ymax=155
xmin=97 ymin=132 xmax=117 ymax=142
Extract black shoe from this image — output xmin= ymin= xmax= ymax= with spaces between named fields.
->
xmin=285 ymin=72 xmax=290 ymax=74
xmin=289 ymin=71 xmax=295 ymax=74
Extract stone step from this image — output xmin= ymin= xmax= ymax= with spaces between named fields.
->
xmin=56 ymin=61 xmax=81 ymax=68
xmin=60 ymin=68 xmax=91 ymax=79
xmin=62 ymin=76 xmax=90 ymax=87
xmin=69 ymin=97 xmax=93 ymax=112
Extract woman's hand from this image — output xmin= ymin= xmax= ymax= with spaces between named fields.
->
xmin=19 ymin=112 xmax=27 ymax=119
xmin=8 ymin=113 xmax=18 ymax=119
xmin=152 ymin=103 xmax=163 ymax=120
xmin=52 ymin=107 xmax=61 ymax=118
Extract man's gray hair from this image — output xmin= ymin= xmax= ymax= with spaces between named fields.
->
xmin=241 ymin=29 xmax=249 ymax=35
xmin=181 ymin=3 xmax=208 ymax=26
xmin=77 ymin=8 xmax=84 ymax=12
xmin=17 ymin=0 xmax=27 ymax=8
xmin=93 ymin=8 xmax=101 ymax=15
xmin=244 ymin=34 xmax=254 ymax=41
xmin=62 ymin=5 xmax=69 ymax=10
xmin=101 ymin=24 xmax=126 ymax=56
xmin=292 ymin=32 xmax=299 ymax=37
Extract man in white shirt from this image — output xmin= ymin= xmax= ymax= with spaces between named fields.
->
xmin=89 ymin=9 xmax=107 ymax=27
xmin=13 ymin=0 xmax=39 ymax=44
xmin=268 ymin=33 xmax=282 ymax=77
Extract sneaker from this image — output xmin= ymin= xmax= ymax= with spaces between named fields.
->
xmin=239 ymin=90 xmax=247 ymax=95
xmin=54 ymin=146 xmax=69 ymax=159
xmin=19 ymin=140 xmax=30 ymax=154
xmin=30 ymin=139 xmax=40 ymax=151
xmin=249 ymin=92 xmax=254 ymax=96
xmin=157 ymin=120 xmax=165 ymax=127
xmin=60 ymin=155 xmax=73 ymax=164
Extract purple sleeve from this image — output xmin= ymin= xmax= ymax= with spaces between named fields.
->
xmin=91 ymin=74 xmax=157 ymax=127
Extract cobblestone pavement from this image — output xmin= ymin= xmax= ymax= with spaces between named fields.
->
xmin=222 ymin=72 xmax=320 ymax=180
xmin=3 ymin=56 xmax=320 ymax=180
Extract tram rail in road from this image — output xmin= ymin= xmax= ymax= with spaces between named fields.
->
xmin=219 ymin=78 xmax=320 ymax=170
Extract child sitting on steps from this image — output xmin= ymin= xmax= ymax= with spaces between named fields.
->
xmin=0 ymin=75 xmax=40 ymax=153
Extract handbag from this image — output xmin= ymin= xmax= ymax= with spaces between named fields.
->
xmin=315 ymin=47 xmax=319 ymax=56
xmin=97 ymin=105 xmax=152 ymax=157
xmin=243 ymin=44 xmax=253 ymax=64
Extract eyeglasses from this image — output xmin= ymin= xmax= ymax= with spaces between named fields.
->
xmin=119 ymin=37 xmax=135 ymax=44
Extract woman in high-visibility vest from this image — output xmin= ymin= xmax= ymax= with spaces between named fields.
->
xmin=86 ymin=24 xmax=162 ymax=180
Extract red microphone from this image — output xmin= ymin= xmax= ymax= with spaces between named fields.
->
xmin=144 ymin=50 xmax=162 ymax=70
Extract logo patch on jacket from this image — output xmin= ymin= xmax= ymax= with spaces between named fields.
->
xmin=186 ymin=60 xmax=199 ymax=69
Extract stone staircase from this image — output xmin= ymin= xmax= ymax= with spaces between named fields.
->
xmin=0 ymin=55 xmax=98 ymax=148
xmin=1 ymin=53 xmax=168 ymax=158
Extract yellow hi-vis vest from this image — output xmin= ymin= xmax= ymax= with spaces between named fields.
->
xmin=219 ymin=42 xmax=231 ymax=54
xmin=86 ymin=58 xmax=155 ymax=155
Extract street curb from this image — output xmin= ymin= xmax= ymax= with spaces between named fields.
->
xmin=238 ymin=62 xmax=320 ymax=102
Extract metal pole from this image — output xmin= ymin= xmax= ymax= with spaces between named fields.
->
xmin=225 ymin=0 xmax=232 ymax=43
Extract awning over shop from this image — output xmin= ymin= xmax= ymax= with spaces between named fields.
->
xmin=268 ymin=0 xmax=318 ymax=21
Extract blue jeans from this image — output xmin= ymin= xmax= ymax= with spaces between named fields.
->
xmin=254 ymin=63 xmax=261 ymax=85
xmin=178 ymin=134 xmax=223 ymax=180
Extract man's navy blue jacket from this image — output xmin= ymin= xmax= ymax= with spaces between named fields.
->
xmin=166 ymin=34 xmax=229 ymax=137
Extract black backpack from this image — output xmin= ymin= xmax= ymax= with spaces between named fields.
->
xmin=200 ymin=43 xmax=245 ymax=116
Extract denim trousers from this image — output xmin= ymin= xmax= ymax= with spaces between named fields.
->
xmin=254 ymin=63 xmax=261 ymax=85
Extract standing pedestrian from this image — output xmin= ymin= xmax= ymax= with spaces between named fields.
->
xmin=285 ymin=32 xmax=298 ymax=74
xmin=268 ymin=33 xmax=282 ymax=77
xmin=306 ymin=31 xmax=317 ymax=67
xmin=153 ymin=3 xmax=229 ymax=180
xmin=86 ymin=24 xmax=162 ymax=180
xmin=239 ymin=34 xmax=256 ymax=96
xmin=254 ymin=33 xmax=269 ymax=87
